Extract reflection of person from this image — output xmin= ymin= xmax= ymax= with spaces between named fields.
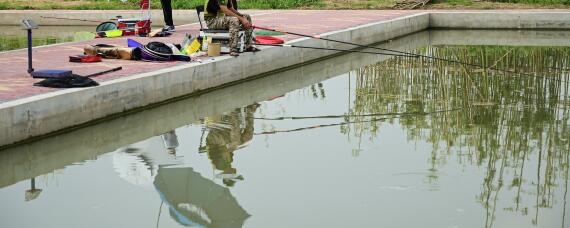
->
xmin=202 ymin=104 xmax=258 ymax=186
xmin=113 ymin=130 xmax=181 ymax=187
xmin=161 ymin=130 xmax=179 ymax=154
xmin=204 ymin=0 xmax=259 ymax=56
xmin=160 ymin=0 xmax=175 ymax=32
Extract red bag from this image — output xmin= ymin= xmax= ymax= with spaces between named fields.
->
xmin=255 ymin=36 xmax=284 ymax=44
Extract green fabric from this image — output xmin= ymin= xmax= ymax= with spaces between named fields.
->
xmin=254 ymin=30 xmax=285 ymax=36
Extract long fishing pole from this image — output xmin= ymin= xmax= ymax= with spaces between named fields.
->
xmin=254 ymin=108 xmax=461 ymax=135
xmin=85 ymin=67 xmax=123 ymax=78
xmin=253 ymin=25 xmax=568 ymax=83
xmin=254 ymin=110 xmax=428 ymax=120
xmin=40 ymin=16 xmax=105 ymax=23
xmin=255 ymin=43 xmax=417 ymax=58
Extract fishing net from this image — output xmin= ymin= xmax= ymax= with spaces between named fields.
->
xmin=96 ymin=22 xmax=118 ymax=33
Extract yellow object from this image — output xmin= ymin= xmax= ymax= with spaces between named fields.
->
xmin=105 ymin=30 xmax=123 ymax=38
xmin=184 ymin=39 xmax=201 ymax=55
xmin=207 ymin=43 xmax=221 ymax=57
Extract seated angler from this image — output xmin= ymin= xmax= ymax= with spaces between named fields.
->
xmin=205 ymin=0 xmax=259 ymax=56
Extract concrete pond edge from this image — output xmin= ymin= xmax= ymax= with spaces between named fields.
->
xmin=1 ymin=11 xmax=569 ymax=148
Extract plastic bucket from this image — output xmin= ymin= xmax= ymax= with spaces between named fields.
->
xmin=207 ymin=43 xmax=221 ymax=57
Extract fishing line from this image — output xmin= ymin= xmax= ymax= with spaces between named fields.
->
xmin=255 ymin=43 xmax=417 ymax=58
xmin=254 ymin=108 xmax=461 ymax=135
xmin=40 ymin=16 xmax=106 ymax=23
xmin=253 ymin=25 xmax=570 ymax=84
xmin=254 ymin=110 xmax=428 ymax=120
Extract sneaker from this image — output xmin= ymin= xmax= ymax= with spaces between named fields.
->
xmin=162 ymin=25 xmax=175 ymax=33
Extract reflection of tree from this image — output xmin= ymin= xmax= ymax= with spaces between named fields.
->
xmin=346 ymin=45 xmax=570 ymax=227
xmin=201 ymin=104 xmax=259 ymax=187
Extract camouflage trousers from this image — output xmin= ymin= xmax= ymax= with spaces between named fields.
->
xmin=205 ymin=14 xmax=253 ymax=52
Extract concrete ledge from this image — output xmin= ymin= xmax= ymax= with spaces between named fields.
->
xmin=3 ymin=27 xmax=569 ymax=187
xmin=0 ymin=31 xmax=429 ymax=188
xmin=429 ymin=29 xmax=570 ymax=46
xmin=0 ymin=12 xmax=429 ymax=147
xmin=430 ymin=11 xmax=570 ymax=29
xmin=2 ymin=11 xmax=570 ymax=148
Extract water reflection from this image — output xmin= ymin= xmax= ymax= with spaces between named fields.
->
xmin=347 ymin=45 xmax=570 ymax=228
xmin=154 ymin=167 xmax=250 ymax=227
xmin=113 ymin=128 xmax=250 ymax=227
xmin=2 ymin=31 xmax=570 ymax=228
xmin=113 ymin=131 xmax=182 ymax=187
xmin=201 ymin=104 xmax=259 ymax=187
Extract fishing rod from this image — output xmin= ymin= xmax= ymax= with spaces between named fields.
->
xmin=254 ymin=110 xmax=428 ymax=120
xmin=253 ymin=25 xmax=568 ymax=83
xmin=254 ymin=108 xmax=461 ymax=135
xmin=255 ymin=43 xmax=418 ymax=58
xmin=40 ymin=16 xmax=105 ymax=23
xmin=85 ymin=67 xmax=123 ymax=78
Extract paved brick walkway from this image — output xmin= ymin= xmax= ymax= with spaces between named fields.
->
xmin=0 ymin=10 xmax=416 ymax=103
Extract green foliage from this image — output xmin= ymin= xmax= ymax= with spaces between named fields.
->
xmin=470 ymin=0 xmax=569 ymax=4
xmin=239 ymin=0 xmax=321 ymax=9
xmin=0 ymin=36 xmax=74 ymax=52
xmin=0 ymin=2 xmax=9 ymax=10
xmin=445 ymin=0 xmax=473 ymax=6
xmin=0 ymin=0 xmax=322 ymax=10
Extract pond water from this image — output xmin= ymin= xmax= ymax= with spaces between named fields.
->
xmin=0 ymin=26 xmax=97 ymax=52
xmin=1 ymin=30 xmax=569 ymax=228
xmin=0 ymin=25 xmax=161 ymax=52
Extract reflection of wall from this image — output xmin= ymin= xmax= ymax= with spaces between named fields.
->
xmin=2 ymin=29 xmax=570 ymax=188
xmin=429 ymin=30 xmax=570 ymax=47
xmin=0 ymin=30 xmax=429 ymax=189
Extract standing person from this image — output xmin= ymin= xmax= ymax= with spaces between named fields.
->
xmin=160 ymin=0 xmax=175 ymax=32
xmin=205 ymin=0 xmax=259 ymax=56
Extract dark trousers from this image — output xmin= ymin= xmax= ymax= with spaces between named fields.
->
xmin=160 ymin=0 xmax=173 ymax=26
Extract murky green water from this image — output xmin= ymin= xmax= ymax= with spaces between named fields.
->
xmin=0 ymin=26 xmax=98 ymax=52
xmin=1 ymin=30 xmax=570 ymax=228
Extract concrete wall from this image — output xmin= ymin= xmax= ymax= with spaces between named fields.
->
xmin=0 ymin=31 xmax=430 ymax=188
xmin=0 ymin=13 xmax=429 ymax=148
xmin=2 ymin=22 xmax=570 ymax=186
xmin=2 ymin=11 xmax=570 ymax=148
xmin=430 ymin=11 xmax=570 ymax=29
xmin=429 ymin=29 xmax=570 ymax=46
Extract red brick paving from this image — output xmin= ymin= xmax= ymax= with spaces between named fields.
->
xmin=0 ymin=10 xmax=417 ymax=103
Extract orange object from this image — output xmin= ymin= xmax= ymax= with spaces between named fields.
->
xmin=69 ymin=55 xmax=102 ymax=63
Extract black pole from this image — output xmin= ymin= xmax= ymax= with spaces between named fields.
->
xmin=27 ymin=29 xmax=34 ymax=74
xmin=84 ymin=67 xmax=123 ymax=78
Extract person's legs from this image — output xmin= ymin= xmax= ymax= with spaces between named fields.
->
xmin=160 ymin=0 xmax=174 ymax=31
xmin=240 ymin=14 xmax=259 ymax=52
xmin=242 ymin=14 xmax=254 ymax=46
xmin=206 ymin=17 xmax=241 ymax=55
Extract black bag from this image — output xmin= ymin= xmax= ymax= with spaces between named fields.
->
xmin=34 ymin=75 xmax=99 ymax=88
